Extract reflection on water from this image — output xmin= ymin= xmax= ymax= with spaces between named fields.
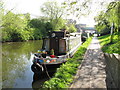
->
xmin=2 ymin=40 xmax=45 ymax=88
xmin=32 ymin=73 xmax=49 ymax=89
xmin=32 ymin=72 xmax=55 ymax=89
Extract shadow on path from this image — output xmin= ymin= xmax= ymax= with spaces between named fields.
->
xmin=70 ymin=37 xmax=107 ymax=89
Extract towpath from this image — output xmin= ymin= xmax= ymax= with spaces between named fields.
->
xmin=70 ymin=36 xmax=107 ymax=88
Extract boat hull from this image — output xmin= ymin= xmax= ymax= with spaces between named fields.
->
xmin=31 ymin=61 xmax=66 ymax=74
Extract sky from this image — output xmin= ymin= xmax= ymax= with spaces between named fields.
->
xmin=2 ymin=0 xmax=114 ymax=27
xmin=3 ymin=0 xmax=65 ymax=17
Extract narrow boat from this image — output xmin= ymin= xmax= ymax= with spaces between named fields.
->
xmin=31 ymin=31 xmax=82 ymax=74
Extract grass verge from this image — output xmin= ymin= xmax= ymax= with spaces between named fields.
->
xmin=42 ymin=37 xmax=92 ymax=88
xmin=98 ymin=33 xmax=120 ymax=54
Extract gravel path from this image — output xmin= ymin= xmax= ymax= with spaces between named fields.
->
xmin=70 ymin=37 xmax=107 ymax=88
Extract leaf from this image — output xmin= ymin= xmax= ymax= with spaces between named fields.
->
xmin=70 ymin=1 xmax=77 ymax=5
xmin=62 ymin=2 xmax=66 ymax=5
xmin=76 ymin=8 xmax=79 ymax=11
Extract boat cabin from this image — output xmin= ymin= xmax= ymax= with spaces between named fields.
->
xmin=42 ymin=31 xmax=67 ymax=55
xmin=42 ymin=31 xmax=81 ymax=56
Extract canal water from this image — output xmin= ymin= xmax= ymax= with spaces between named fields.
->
xmin=2 ymin=40 xmax=50 ymax=88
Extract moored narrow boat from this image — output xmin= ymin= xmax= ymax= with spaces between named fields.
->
xmin=31 ymin=31 xmax=82 ymax=74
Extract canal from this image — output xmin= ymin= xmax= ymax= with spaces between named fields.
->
xmin=2 ymin=40 xmax=49 ymax=88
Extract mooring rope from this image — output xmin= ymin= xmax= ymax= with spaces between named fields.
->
xmin=43 ymin=64 xmax=51 ymax=79
xmin=36 ymin=63 xmax=44 ymax=71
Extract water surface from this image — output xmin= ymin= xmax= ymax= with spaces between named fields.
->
xmin=2 ymin=40 xmax=45 ymax=88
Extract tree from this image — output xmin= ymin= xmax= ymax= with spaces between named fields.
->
xmin=68 ymin=24 xmax=77 ymax=33
xmin=41 ymin=1 xmax=65 ymax=30
xmin=41 ymin=1 xmax=64 ymax=21
xmin=2 ymin=12 xmax=32 ymax=41
xmin=0 ymin=1 xmax=4 ymax=41
xmin=62 ymin=0 xmax=92 ymax=20
xmin=0 ymin=1 xmax=4 ymax=27
xmin=52 ymin=18 xmax=67 ymax=31
xmin=107 ymin=1 xmax=120 ymax=43
xmin=29 ymin=18 xmax=47 ymax=39
xmin=94 ymin=11 xmax=110 ymax=35
xmin=95 ymin=1 xmax=120 ymax=43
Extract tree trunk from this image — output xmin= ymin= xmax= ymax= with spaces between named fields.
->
xmin=110 ymin=23 xmax=114 ymax=44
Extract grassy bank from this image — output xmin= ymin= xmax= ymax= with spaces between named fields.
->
xmin=98 ymin=33 xmax=120 ymax=54
xmin=42 ymin=37 xmax=92 ymax=88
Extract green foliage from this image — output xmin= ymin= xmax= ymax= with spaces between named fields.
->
xmin=95 ymin=1 xmax=120 ymax=44
xmin=40 ymin=1 xmax=78 ymax=32
xmin=41 ymin=1 xmax=64 ymax=20
xmin=94 ymin=11 xmax=111 ymax=35
xmin=95 ymin=1 xmax=120 ymax=35
xmin=1 ymin=11 xmax=51 ymax=42
xmin=0 ymin=1 xmax=4 ymax=27
xmin=43 ymin=37 xmax=92 ymax=88
xmin=45 ymin=22 xmax=53 ymax=32
xmin=29 ymin=18 xmax=47 ymax=39
xmin=51 ymin=18 xmax=67 ymax=30
xmin=2 ymin=12 xmax=31 ymax=42
xmin=62 ymin=0 xmax=91 ymax=19
xmin=61 ymin=25 xmax=69 ymax=30
xmin=98 ymin=33 xmax=120 ymax=54
xmin=1 ymin=11 xmax=68 ymax=42
xmin=1 ymin=0 xmax=79 ymax=42
xmin=68 ymin=24 xmax=77 ymax=33
xmin=106 ymin=1 xmax=120 ymax=32
xmin=41 ymin=1 xmax=65 ymax=31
